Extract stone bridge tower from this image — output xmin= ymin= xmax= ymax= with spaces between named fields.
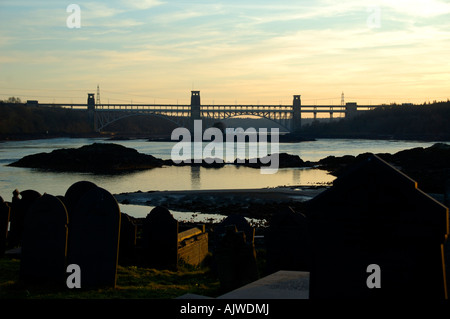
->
xmin=292 ymin=95 xmax=302 ymax=133
xmin=190 ymin=91 xmax=201 ymax=132
xmin=87 ymin=93 xmax=96 ymax=131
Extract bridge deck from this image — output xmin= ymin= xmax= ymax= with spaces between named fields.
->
xmin=39 ymin=103 xmax=379 ymax=112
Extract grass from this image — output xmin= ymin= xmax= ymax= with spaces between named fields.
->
xmin=0 ymin=257 xmax=222 ymax=299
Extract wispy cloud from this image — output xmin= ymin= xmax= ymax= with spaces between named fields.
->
xmin=122 ymin=0 xmax=165 ymax=10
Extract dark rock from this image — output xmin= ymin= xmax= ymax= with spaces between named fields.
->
xmin=8 ymin=143 xmax=165 ymax=173
xmin=237 ymin=153 xmax=307 ymax=168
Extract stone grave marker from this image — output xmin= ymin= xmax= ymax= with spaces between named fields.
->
xmin=306 ymin=154 xmax=449 ymax=299
xmin=8 ymin=189 xmax=41 ymax=248
xmin=20 ymin=194 xmax=69 ymax=285
xmin=67 ymin=185 xmax=121 ymax=288
xmin=118 ymin=212 xmax=137 ymax=265
xmin=64 ymin=180 xmax=98 ymax=215
xmin=265 ymin=206 xmax=311 ymax=274
xmin=0 ymin=196 xmax=10 ymax=256
xmin=214 ymin=225 xmax=259 ymax=291
xmin=142 ymin=206 xmax=178 ymax=270
xmin=213 ymin=214 xmax=254 ymax=251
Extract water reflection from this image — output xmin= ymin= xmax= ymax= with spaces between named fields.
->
xmin=292 ymin=168 xmax=301 ymax=184
xmin=190 ymin=166 xmax=201 ymax=190
xmin=0 ymin=165 xmax=335 ymax=199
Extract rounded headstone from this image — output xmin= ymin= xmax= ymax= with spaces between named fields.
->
xmin=20 ymin=194 xmax=68 ymax=285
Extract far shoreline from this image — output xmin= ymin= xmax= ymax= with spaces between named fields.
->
xmin=1 ymin=131 xmax=450 ymax=143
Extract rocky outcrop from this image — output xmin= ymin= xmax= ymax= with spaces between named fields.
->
xmin=8 ymin=143 xmax=166 ymax=173
xmin=237 ymin=153 xmax=309 ymax=168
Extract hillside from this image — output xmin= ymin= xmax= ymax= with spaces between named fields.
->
xmin=299 ymin=101 xmax=450 ymax=141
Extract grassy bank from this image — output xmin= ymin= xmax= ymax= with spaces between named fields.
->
xmin=0 ymin=257 xmax=221 ymax=299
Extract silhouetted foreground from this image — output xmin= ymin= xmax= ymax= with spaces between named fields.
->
xmin=1 ymin=181 xmax=212 ymax=289
xmin=1 ymin=154 xmax=449 ymax=299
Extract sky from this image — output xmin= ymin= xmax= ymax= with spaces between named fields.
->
xmin=0 ymin=0 xmax=449 ymax=105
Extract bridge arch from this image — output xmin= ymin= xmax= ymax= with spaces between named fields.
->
xmin=204 ymin=112 xmax=293 ymax=133
xmin=95 ymin=111 xmax=188 ymax=132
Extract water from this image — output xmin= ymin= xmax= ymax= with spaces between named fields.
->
xmin=0 ymin=137 xmax=446 ymax=219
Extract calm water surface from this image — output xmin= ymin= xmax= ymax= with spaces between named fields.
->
xmin=0 ymin=137 xmax=445 ymax=219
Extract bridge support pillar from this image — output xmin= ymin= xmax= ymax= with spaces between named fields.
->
xmin=87 ymin=93 xmax=97 ymax=131
xmin=190 ymin=91 xmax=202 ymax=133
xmin=292 ymin=95 xmax=302 ymax=133
xmin=345 ymin=102 xmax=358 ymax=119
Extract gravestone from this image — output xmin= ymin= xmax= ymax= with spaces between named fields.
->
xmin=119 ymin=212 xmax=137 ymax=265
xmin=142 ymin=206 xmax=178 ymax=270
xmin=306 ymin=154 xmax=449 ymax=299
xmin=213 ymin=215 xmax=255 ymax=249
xmin=215 ymin=225 xmax=259 ymax=291
xmin=67 ymin=186 xmax=121 ymax=288
xmin=265 ymin=206 xmax=311 ymax=274
xmin=0 ymin=196 xmax=10 ymax=256
xmin=20 ymin=194 xmax=69 ymax=285
xmin=8 ymin=189 xmax=41 ymax=248
xmin=64 ymin=181 xmax=98 ymax=215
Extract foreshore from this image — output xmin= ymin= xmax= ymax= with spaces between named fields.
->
xmin=114 ymin=186 xmax=328 ymax=221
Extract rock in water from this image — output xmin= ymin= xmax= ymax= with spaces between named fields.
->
xmin=8 ymin=143 xmax=165 ymax=173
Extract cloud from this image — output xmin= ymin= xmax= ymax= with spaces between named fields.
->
xmin=380 ymin=0 xmax=450 ymax=17
xmin=122 ymin=0 xmax=165 ymax=10
xmin=82 ymin=2 xmax=125 ymax=19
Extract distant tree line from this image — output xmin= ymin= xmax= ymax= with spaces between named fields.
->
xmin=299 ymin=100 xmax=450 ymax=141
xmin=104 ymin=115 xmax=178 ymax=135
xmin=0 ymin=98 xmax=178 ymax=138
xmin=0 ymin=102 xmax=92 ymax=135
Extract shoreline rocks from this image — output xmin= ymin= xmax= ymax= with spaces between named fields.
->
xmin=8 ymin=143 xmax=165 ymax=173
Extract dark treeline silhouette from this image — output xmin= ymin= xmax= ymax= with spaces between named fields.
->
xmin=300 ymin=100 xmax=450 ymax=140
xmin=105 ymin=115 xmax=178 ymax=135
xmin=0 ymin=102 xmax=178 ymax=138
xmin=0 ymin=103 xmax=92 ymax=136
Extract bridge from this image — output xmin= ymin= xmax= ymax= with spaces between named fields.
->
xmin=46 ymin=91 xmax=376 ymax=133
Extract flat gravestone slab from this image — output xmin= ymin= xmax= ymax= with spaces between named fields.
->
xmin=20 ymin=194 xmax=68 ymax=285
xmin=67 ymin=186 xmax=121 ymax=288
xmin=218 ymin=271 xmax=310 ymax=299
